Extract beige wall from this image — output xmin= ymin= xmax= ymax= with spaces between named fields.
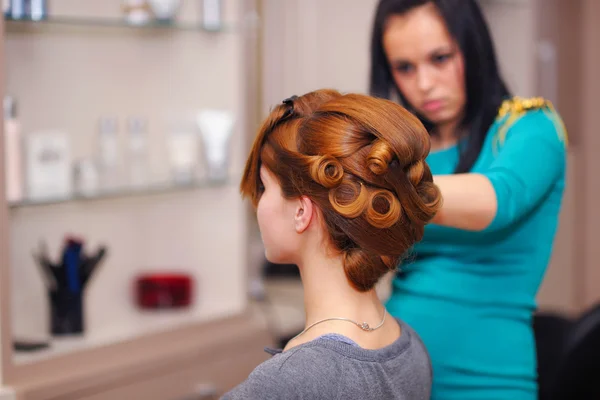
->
xmin=479 ymin=0 xmax=538 ymax=98
xmin=529 ymin=0 xmax=581 ymax=314
xmin=260 ymin=0 xmax=378 ymax=114
xmin=0 ymin=10 xmax=5 ymax=386
xmin=260 ymin=0 xmax=538 ymax=106
xmin=5 ymin=0 xmax=250 ymax=360
xmin=581 ymin=0 xmax=600 ymax=309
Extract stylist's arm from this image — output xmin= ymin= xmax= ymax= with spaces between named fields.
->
xmin=432 ymin=113 xmax=566 ymax=231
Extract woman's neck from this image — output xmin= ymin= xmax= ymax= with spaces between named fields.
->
xmin=288 ymin=250 xmax=385 ymax=347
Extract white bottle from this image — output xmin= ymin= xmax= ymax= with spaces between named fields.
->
xmin=73 ymin=158 xmax=99 ymax=197
xmin=26 ymin=130 xmax=72 ymax=200
xmin=97 ymin=116 xmax=122 ymax=192
xmin=123 ymin=0 xmax=152 ymax=25
xmin=201 ymin=0 xmax=222 ymax=31
xmin=167 ymin=120 xmax=198 ymax=184
xmin=3 ymin=96 xmax=23 ymax=203
xmin=127 ymin=116 xmax=149 ymax=188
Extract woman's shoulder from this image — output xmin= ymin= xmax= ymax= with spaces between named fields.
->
xmin=221 ymin=346 xmax=342 ymax=399
xmin=490 ymin=96 xmax=568 ymax=150
xmin=222 ymin=321 xmax=432 ymax=399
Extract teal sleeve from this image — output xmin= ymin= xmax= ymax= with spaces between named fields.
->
xmin=482 ymin=109 xmax=567 ymax=232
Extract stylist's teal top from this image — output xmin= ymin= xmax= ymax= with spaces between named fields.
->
xmin=386 ymin=97 xmax=568 ymax=400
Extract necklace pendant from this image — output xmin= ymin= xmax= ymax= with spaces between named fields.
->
xmin=359 ymin=322 xmax=370 ymax=331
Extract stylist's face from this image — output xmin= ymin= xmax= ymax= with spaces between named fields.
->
xmin=383 ymin=3 xmax=466 ymax=127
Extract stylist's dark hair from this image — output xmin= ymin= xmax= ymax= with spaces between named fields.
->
xmin=369 ymin=0 xmax=511 ymax=173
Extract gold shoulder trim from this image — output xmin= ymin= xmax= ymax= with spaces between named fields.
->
xmin=494 ymin=96 xmax=568 ymax=148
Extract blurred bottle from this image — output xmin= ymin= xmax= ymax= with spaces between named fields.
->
xmin=200 ymin=0 xmax=222 ymax=31
xmin=123 ymin=0 xmax=152 ymax=25
xmin=29 ymin=0 xmax=47 ymax=21
xmin=3 ymin=0 xmax=11 ymax=17
xmin=127 ymin=116 xmax=149 ymax=188
xmin=8 ymin=0 xmax=26 ymax=19
xmin=167 ymin=116 xmax=198 ymax=185
xmin=148 ymin=0 xmax=181 ymax=23
xmin=73 ymin=158 xmax=99 ymax=198
xmin=3 ymin=96 xmax=24 ymax=203
xmin=97 ymin=116 xmax=122 ymax=192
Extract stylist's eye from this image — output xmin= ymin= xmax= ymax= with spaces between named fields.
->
xmin=394 ymin=62 xmax=414 ymax=74
xmin=432 ymin=53 xmax=453 ymax=65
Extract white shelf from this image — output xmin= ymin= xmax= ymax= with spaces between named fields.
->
xmin=9 ymin=178 xmax=231 ymax=209
xmin=5 ymin=15 xmax=236 ymax=33
xmin=14 ymin=307 xmax=240 ymax=365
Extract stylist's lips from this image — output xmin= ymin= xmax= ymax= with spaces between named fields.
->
xmin=422 ymin=99 xmax=444 ymax=113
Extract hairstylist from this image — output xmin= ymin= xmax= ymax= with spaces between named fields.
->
xmin=369 ymin=1 xmax=567 ymax=399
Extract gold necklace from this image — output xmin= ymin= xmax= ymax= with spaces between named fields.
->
xmin=289 ymin=310 xmax=387 ymax=343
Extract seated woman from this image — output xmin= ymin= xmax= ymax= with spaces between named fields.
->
xmin=222 ymin=89 xmax=441 ymax=400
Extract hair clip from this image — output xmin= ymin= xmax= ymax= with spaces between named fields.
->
xmin=282 ymin=95 xmax=298 ymax=106
xmin=281 ymin=95 xmax=298 ymax=119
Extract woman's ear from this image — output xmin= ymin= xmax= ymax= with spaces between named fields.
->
xmin=294 ymin=196 xmax=314 ymax=233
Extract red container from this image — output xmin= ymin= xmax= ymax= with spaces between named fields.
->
xmin=135 ymin=273 xmax=193 ymax=309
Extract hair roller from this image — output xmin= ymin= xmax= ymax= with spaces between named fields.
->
xmin=367 ymin=139 xmax=394 ymax=175
xmin=309 ymin=155 xmax=344 ymax=188
xmin=329 ymin=179 xmax=369 ymax=218
xmin=365 ymin=189 xmax=402 ymax=229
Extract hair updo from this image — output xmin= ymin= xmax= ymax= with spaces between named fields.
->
xmin=240 ymin=89 xmax=442 ymax=292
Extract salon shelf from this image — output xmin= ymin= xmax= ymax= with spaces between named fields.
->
xmin=5 ymin=15 xmax=236 ymax=33
xmin=9 ymin=313 xmax=272 ymax=400
xmin=14 ymin=279 xmax=299 ymax=366
xmin=14 ymin=308 xmax=203 ymax=365
xmin=9 ymin=178 xmax=232 ymax=209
